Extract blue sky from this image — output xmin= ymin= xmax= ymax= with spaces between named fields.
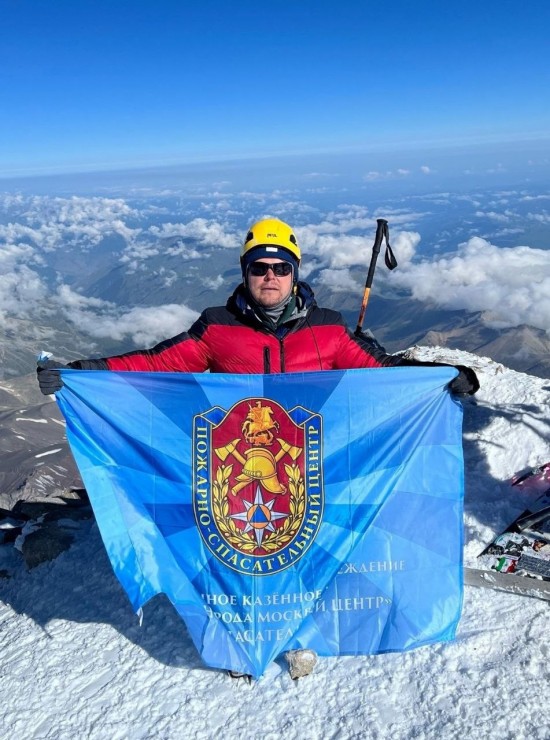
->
xmin=1 ymin=0 xmax=549 ymax=177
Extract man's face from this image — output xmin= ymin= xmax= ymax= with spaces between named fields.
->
xmin=247 ymin=258 xmax=293 ymax=308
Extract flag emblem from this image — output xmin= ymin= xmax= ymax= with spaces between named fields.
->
xmin=193 ymin=398 xmax=323 ymax=574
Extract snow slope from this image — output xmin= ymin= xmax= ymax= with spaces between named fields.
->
xmin=1 ymin=349 xmax=549 ymax=740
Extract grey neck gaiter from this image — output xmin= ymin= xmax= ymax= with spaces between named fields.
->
xmin=261 ymin=295 xmax=292 ymax=323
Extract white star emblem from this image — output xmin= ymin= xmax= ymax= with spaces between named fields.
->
xmin=229 ymin=485 xmax=288 ymax=547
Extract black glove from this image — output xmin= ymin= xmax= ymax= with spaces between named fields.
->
xmin=37 ymin=360 xmax=68 ymax=395
xmin=448 ymin=365 xmax=480 ymax=396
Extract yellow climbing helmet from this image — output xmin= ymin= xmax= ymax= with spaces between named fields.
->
xmin=241 ymin=218 xmax=301 ymax=263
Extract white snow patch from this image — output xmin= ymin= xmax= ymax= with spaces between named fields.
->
xmin=13 ymin=517 xmax=44 ymax=552
xmin=49 ymin=418 xmax=66 ymax=426
xmin=34 ymin=448 xmax=62 ymax=459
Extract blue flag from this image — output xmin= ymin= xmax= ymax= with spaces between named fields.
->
xmin=57 ymin=367 xmax=464 ymax=678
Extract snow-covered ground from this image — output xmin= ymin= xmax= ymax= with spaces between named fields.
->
xmin=1 ymin=349 xmax=549 ymax=739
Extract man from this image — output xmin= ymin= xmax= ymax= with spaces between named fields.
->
xmin=37 ymin=218 xmax=479 ymax=679
xmin=37 ymin=217 xmax=479 ymax=386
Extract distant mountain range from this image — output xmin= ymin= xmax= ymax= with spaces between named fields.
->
xmin=1 ymin=272 xmax=548 ymax=383
xmin=318 ymin=287 xmax=550 ymax=379
xmin=0 ymin=191 xmax=550 ymax=380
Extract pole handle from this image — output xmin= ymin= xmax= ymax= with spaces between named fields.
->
xmin=354 ymin=219 xmax=388 ymax=335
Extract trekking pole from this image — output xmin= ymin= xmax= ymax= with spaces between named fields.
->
xmin=354 ymin=218 xmax=397 ymax=336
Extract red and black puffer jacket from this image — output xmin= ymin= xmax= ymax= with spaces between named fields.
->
xmin=75 ymin=283 xmax=402 ymax=374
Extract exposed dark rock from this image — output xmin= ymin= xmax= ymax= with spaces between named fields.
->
xmin=20 ymin=522 xmax=77 ymax=569
xmin=1 ymin=488 xmax=93 ymax=570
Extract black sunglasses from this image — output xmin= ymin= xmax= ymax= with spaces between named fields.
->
xmin=248 ymin=261 xmax=293 ymax=277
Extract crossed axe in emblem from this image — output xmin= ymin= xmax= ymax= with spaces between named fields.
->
xmin=214 ymin=438 xmax=302 ymax=496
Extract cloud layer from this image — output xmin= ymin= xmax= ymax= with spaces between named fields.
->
xmin=1 ymin=189 xmax=549 ymax=354
xmin=387 ymin=236 xmax=550 ymax=333
xmin=0 ymin=195 xmax=203 ymax=344
xmin=299 ymin=215 xmax=549 ymax=333
xmin=56 ymin=286 xmax=199 ymax=346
